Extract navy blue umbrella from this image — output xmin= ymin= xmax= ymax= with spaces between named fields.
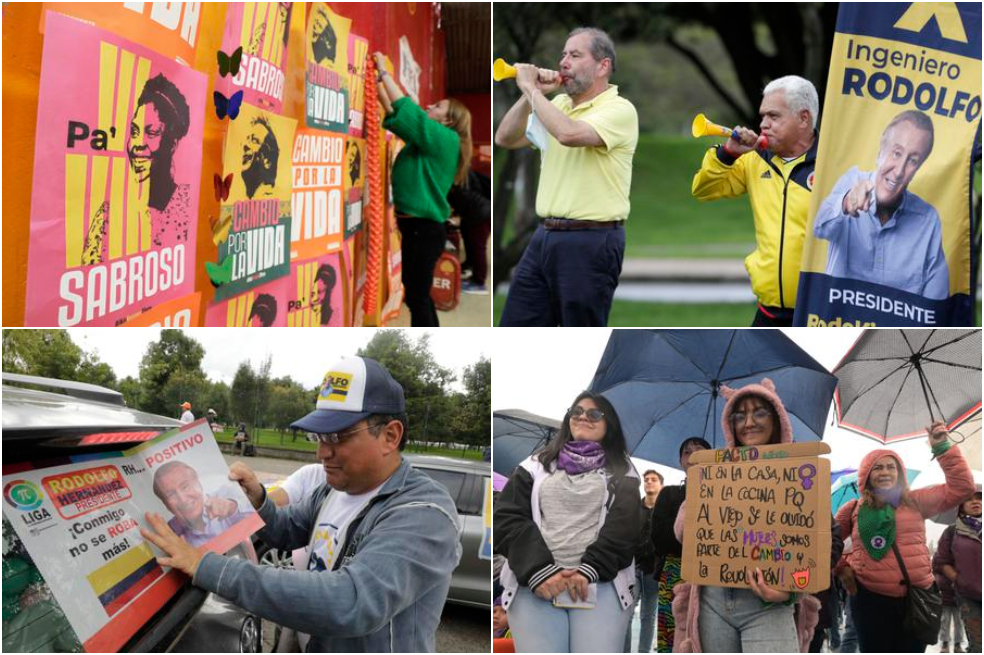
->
xmin=492 ymin=409 xmax=561 ymax=476
xmin=588 ymin=329 xmax=837 ymax=469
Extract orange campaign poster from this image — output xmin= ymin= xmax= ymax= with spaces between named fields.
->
xmin=119 ymin=292 xmax=201 ymax=327
xmin=290 ymin=128 xmax=345 ymax=261
xmin=42 ymin=3 xmax=203 ymax=66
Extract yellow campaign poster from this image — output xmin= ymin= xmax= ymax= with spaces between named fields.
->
xmin=305 ymin=3 xmax=350 ymax=133
xmin=795 ymin=2 xmax=982 ymax=327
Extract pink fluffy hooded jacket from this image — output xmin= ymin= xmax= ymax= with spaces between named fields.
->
xmin=671 ymin=378 xmax=820 ymax=653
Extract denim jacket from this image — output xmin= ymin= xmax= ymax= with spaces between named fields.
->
xmin=193 ymin=459 xmax=461 ymax=652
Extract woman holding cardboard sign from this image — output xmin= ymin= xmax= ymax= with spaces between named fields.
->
xmin=671 ymin=379 xmax=822 ymax=653
xmin=835 ymin=422 xmax=974 ymax=653
xmin=494 ymin=392 xmax=639 ymax=653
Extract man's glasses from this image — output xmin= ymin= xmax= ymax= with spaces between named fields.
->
xmin=731 ymin=408 xmax=773 ymax=425
xmin=569 ymin=406 xmax=605 ymax=422
xmin=307 ymin=422 xmax=383 ymax=445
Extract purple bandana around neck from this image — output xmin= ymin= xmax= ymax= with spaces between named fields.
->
xmin=961 ymin=514 xmax=982 ymax=535
xmin=873 ymin=486 xmax=903 ymax=508
xmin=558 ymin=440 xmax=607 ymax=475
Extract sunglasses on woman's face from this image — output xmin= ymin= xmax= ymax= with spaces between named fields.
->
xmin=570 ymin=406 xmax=604 ymax=422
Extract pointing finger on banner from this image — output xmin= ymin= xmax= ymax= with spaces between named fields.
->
xmin=140 ymin=512 xmax=204 ymax=577
xmin=842 ymin=179 xmax=875 ymax=216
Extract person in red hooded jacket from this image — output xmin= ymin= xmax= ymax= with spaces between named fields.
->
xmin=835 ymin=421 xmax=974 ymax=653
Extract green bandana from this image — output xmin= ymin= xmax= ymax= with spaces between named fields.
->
xmin=858 ymin=501 xmax=896 ymax=560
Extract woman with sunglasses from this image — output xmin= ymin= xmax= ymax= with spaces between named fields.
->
xmin=672 ymin=379 xmax=827 ymax=653
xmin=494 ymin=391 xmax=639 ymax=652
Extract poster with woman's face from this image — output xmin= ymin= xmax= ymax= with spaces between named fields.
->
xmin=285 ymin=253 xmax=344 ymax=327
xmin=25 ymin=11 xmax=206 ymax=326
xmin=204 ymin=275 xmax=289 ymax=327
xmin=216 ymin=2 xmax=291 ymax=114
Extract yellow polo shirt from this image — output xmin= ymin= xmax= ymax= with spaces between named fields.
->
xmin=534 ymin=85 xmax=638 ymax=221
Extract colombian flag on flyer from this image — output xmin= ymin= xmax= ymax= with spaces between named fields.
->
xmin=795 ymin=2 xmax=982 ymax=327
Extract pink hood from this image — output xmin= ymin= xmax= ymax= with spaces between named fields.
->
xmin=857 ymin=448 xmax=908 ymax=495
xmin=720 ymin=378 xmax=795 ymax=447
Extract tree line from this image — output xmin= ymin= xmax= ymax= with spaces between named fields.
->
xmin=2 ymin=330 xmax=491 ymax=451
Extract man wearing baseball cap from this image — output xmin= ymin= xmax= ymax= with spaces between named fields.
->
xmin=142 ymin=356 xmax=461 ymax=652
xmin=179 ymin=401 xmax=194 ymax=424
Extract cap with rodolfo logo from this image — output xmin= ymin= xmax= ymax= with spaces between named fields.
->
xmin=291 ymin=356 xmax=405 ymax=435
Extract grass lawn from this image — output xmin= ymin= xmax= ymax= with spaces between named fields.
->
xmin=215 ymin=428 xmax=484 ymax=460
xmin=494 ymin=295 xmax=983 ymax=327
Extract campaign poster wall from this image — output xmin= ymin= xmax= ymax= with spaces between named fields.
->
xmin=290 ymin=129 xmax=345 ymax=261
xmin=1 ymin=421 xmax=261 ymax=652
xmin=24 ymin=11 xmax=206 ymax=327
xmin=347 ymin=33 xmax=369 ymax=136
xmin=305 ymin=3 xmax=350 ymax=133
xmin=212 ymin=103 xmax=296 ymax=301
xmin=285 ymin=253 xmax=345 ymax=326
xmin=41 ymin=2 xmax=203 ymax=66
xmin=216 ymin=2 xmax=292 ymax=114
xmin=120 ymin=292 xmax=201 ymax=327
xmin=344 ymin=137 xmax=367 ymax=236
xmin=204 ymin=275 xmax=290 ymax=327
xmin=795 ymin=3 xmax=982 ymax=327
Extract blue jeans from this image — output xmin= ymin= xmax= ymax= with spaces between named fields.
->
xmin=839 ymin=598 xmax=858 ymax=653
xmin=698 ymin=586 xmax=799 ymax=653
xmin=500 ymin=224 xmax=625 ymax=327
xmin=510 ymin=583 xmax=633 ymax=653
xmin=624 ymin=571 xmax=659 ymax=652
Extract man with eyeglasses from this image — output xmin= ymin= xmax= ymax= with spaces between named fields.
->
xmin=141 ymin=356 xmax=461 ymax=652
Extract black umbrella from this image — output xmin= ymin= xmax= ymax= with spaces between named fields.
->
xmin=492 ymin=409 xmax=560 ymax=476
xmin=832 ymin=329 xmax=982 ymax=443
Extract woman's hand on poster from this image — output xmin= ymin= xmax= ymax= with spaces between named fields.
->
xmin=927 ymin=420 xmax=950 ymax=447
xmin=562 ymin=569 xmax=590 ymax=602
xmin=204 ymin=495 xmax=238 ymax=519
xmin=372 ymin=51 xmax=387 ymax=73
xmin=838 ymin=565 xmax=858 ymax=596
xmin=747 ymin=567 xmax=791 ymax=603
xmin=140 ymin=512 xmax=205 ymax=577
xmin=533 ymin=571 xmax=570 ymax=601
xmin=228 ymin=462 xmax=265 ymax=509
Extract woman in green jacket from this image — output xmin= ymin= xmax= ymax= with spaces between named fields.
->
xmin=374 ymin=52 xmax=472 ymax=326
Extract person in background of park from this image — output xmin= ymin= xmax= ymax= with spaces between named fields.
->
xmin=672 ymin=380 xmax=822 ymax=652
xmin=812 ymin=110 xmax=948 ymax=299
xmin=624 ymin=469 xmax=663 ymax=652
xmin=206 ymin=408 xmax=218 ymax=430
xmin=934 ymin=490 xmax=982 ymax=653
xmin=835 ymin=422 xmax=975 ymax=653
xmin=652 ymin=437 xmax=710 ymax=653
xmin=374 ymin=51 xmax=472 ymax=327
xmin=495 ymin=27 xmax=638 ymax=327
xmin=691 ymin=76 xmax=819 ymax=327
xmin=151 ymin=461 xmax=249 ymax=548
xmin=140 ymin=356 xmax=461 ymax=652
xmin=494 ymin=391 xmax=639 ymax=652
xmin=233 ymin=422 xmax=250 ymax=457
xmin=179 ymin=401 xmax=194 ymax=424
xmin=448 ymin=168 xmax=491 ymax=294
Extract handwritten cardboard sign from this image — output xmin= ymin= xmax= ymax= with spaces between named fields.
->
xmin=682 ymin=442 xmax=832 ymax=593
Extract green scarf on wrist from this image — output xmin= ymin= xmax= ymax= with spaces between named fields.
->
xmin=858 ymin=501 xmax=896 ymax=560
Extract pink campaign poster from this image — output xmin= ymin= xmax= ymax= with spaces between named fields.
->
xmin=25 ymin=11 xmax=206 ymax=326
xmin=285 ymin=252 xmax=344 ymax=326
xmin=216 ymin=2 xmax=292 ymax=114
xmin=204 ymin=275 xmax=290 ymax=327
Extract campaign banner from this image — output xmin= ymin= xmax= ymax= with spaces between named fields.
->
xmin=285 ymin=253 xmax=344 ymax=326
xmin=305 ymin=3 xmax=350 ymax=133
xmin=290 ymin=129 xmax=345 ymax=261
xmin=211 ymin=103 xmax=296 ymax=301
xmin=1 ymin=421 xmax=262 ymax=652
xmin=344 ymin=137 xmax=367 ymax=237
xmin=347 ymin=33 xmax=369 ymax=137
xmin=681 ymin=442 xmax=832 ymax=594
xmin=41 ymin=2 xmax=203 ymax=66
xmin=215 ymin=2 xmax=292 ymax=114
xmin=795 ymin=2 xmax=982 ymax=326
xmin=24 ymin=12 xmax=205 ymax=327
xmin=344 ymin=231 xmax=367 ymax=327
xmin=204 ymin=274 xmax=290 ymax=326
xmin=119 ymin=292 xmax=201 ymax=327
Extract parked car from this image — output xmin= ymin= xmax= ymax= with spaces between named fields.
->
xmin=255 ymin=453 xmax=491 ymax=609
xmin=1 ymin=373 xmax=262 ymax=653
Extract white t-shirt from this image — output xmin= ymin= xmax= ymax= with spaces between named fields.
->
xmin=180 ymin=410 xmax=194 ymax=424
xmin=306 ymin=484 xmax=384 ymax=573
xmin=281 ymin=463 xmax=327 ymax=503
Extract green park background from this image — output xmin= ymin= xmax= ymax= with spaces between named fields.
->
xmin=492 ymin=3 xmax=983 ymax=327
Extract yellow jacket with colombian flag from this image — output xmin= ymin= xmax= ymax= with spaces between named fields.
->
xmin=692 ymin=136 xmax=819 ymax=310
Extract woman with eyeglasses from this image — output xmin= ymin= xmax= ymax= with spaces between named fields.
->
xmin=671 ymin=379 xmax=827 ymax=653
xmin=494 ymin=391 xmax=639 ymax=653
